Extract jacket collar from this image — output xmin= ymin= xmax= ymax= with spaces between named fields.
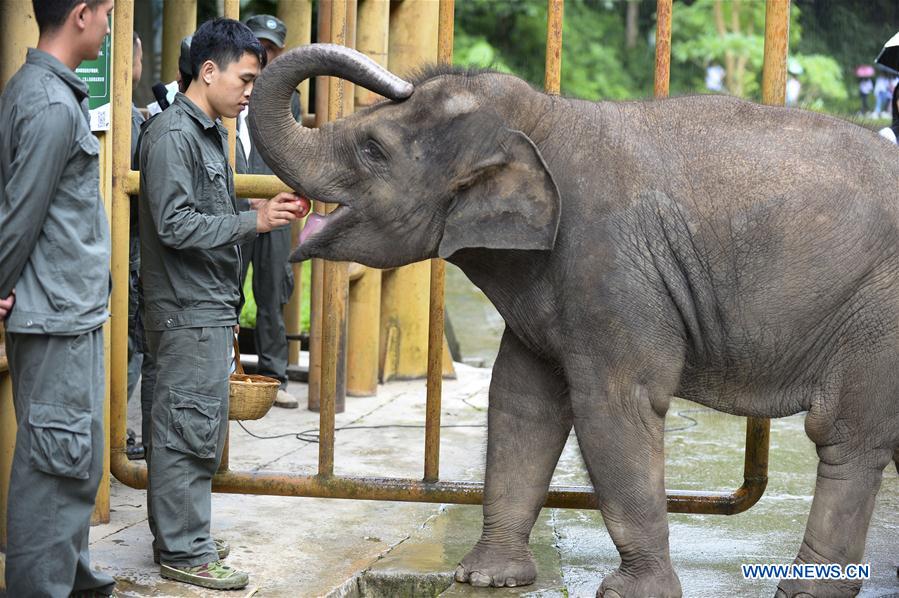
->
xmin=173 ymin=93 xmax=219 ymax=131
xmin=26 ymin=48 xmax=89 ymax=101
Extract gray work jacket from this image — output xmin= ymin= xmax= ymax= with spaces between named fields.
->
xmin=138 ymin=93 xmax=257 ymax=332
xmin=0 ymin=48 xmax=111 ymax=335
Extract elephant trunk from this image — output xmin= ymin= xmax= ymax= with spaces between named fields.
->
xmin=248 ymin=43 xmax=413 ymax=195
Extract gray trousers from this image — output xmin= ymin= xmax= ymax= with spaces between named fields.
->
xmin=239 ymin=226 xmax=294 ymax=388
xmin=144 ymin=326 xmax=230 ymax=567
xmin=126 ymin=269 xmax=143 ymax=401
xmin=5 ymin=329 xmax=116 ymax=597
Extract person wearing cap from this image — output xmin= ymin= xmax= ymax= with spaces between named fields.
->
xmin=237 ymin=14 xmax=303 ymax=409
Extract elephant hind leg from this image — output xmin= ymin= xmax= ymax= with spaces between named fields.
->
xmin=894 ymin=447 xmax=898 ymax=476
xmin=780 ymin=377 xmax=896 ymax=598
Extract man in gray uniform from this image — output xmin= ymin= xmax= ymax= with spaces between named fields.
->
xmin=0 ymin=0 xmax=116 ymax=595
xmin=139 ymin=18 xmax=307 ymax=590
xmin=237 ymin=14 xmax=303 ymax=408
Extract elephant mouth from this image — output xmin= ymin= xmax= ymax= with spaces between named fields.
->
xmin=299 ymin=204 xmax=352 ymax=245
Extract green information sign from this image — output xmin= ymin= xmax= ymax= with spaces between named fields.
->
xmin=75 ymin=24 xmax=111 ymax=131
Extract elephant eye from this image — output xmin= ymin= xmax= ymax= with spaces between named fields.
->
xmin=362 ymin=138 xmax=387 ymax=162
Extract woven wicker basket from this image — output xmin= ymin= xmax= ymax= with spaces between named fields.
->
xmin=228 ymin=335 xmax=279 ymax=420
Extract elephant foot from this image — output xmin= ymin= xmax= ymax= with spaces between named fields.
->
xmin=597 ymin=567 xmax=682 ymax=598
xmin=776 ymin=578 xmax=861 ymax=597
xmin=454 ymin=540 xmax=536 ymax=588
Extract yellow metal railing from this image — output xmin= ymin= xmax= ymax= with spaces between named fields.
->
xmin=105 ymin=0 xmax=783 ymax=517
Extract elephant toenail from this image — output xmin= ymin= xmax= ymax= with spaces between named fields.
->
xmin=454 ymin=565 xmax=468 ymax=582
xmin=470 ymin=572 xmax=492 ymax=587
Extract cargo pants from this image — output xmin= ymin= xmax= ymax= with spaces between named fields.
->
xmin=5 ymin=329 xmax=116 ymax=597
xmin=144 ymin=325 xmax=230 ymax=567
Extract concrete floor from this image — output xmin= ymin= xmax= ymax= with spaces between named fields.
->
xmin=5 ymin=362 xmax=897 ymax=597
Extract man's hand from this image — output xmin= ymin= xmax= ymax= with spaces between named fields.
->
xmin=255 ymin=192 xmax=311 ymax=233
xmin=247 ymin=198 xmax=266 ymax=210
xmin=0 ymin=290 xmax=15 ymax=320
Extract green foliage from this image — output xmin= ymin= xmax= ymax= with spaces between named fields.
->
xmin=454 ymin=0 xmax=655 ymax=101
xmin=239 ymin=264 xmax=256 ymax=329
xmin=239 ymin=263 xmax=312 ymax=333
xmin=453 ymin=0 xmax=876 ymax=115
xmin=794 ymin=54 xmax=848 ymax=109
xmin=670 ymin=0 xmax=846 ymax=106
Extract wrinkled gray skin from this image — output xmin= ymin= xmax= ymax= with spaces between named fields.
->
xmin=250 ymin=44 xmax=899 ymax=598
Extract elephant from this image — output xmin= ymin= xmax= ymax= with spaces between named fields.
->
xmin=248 ymin=44 xmax=899 ymax=597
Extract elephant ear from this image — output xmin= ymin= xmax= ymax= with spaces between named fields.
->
xmin=438 ymin=129 xmax=561 ymax=259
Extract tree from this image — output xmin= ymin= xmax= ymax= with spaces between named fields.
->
xmin=671 ymin=0 xmax=847 ymax=106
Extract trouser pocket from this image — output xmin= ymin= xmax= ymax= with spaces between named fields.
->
xmin=165 ymin=388 xmax=222 ymax=459
xmin=280 ymin=263 xmax=295 ymax=305
xmin=28 ymin=402 xmax=92 ymax=479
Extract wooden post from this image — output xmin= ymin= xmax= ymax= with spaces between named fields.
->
xmin=346 ymin=0 xmax=391 ymax=397
xmin=654 ymin=0 xmax=672 ymax=99
xmin=544 ymin=0 xmax=564 ymax=95
xmin=762 ymin=0 xmax=790 ymax=106
xmin=379 ymin=0 xmax=440 ymax=383
xmin=161 ymin=0 xmax=197 ymax=82
xmin=0 ymin=2 xmax=37 ymax=564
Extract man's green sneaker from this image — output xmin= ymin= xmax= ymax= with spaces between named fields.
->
xmin=153 ymin=538 xmax=230 ymax=564
xmin=159 ymin=560 xmax=249 ymax=590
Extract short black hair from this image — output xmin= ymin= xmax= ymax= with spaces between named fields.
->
xmin=32 ymin=0 xmax=104 ymax=34
xmin=189 ymin=17 xmax=266 ymax=81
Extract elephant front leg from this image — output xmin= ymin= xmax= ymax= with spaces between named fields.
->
xmin=571 ymin=381 xmax=682 ymax=598
xmin=455 ymin=330 xmax=572 ymax=588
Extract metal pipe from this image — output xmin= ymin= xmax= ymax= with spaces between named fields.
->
xmin=308 ymin=0 xmax=332 ymax=411
xmin=110 ymin=0 xmax=145 ymax=494
xmin=207 ymin=470 xmax=761 ymax=514
xmin=423 ymin=0 xmax=455 ymax=484
xmin=223 ymin=0 xmax=239 ymax=167
xmin=124 ymin=171 xmax=295 ymax=198
xmin=277 ymin=0 xmax=314 ymax=368
xmin=111 ymin=450 xmax=764 ymax=515
xmin=106 ymin=0 xmax=774 ymax=522
xmin=654 ymin=0 xmax=672 ymax=99
xmin=544 ymin=0 xmax=564 ymax=95
xmin=318 ymin=0 xmax=354 ymax=476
